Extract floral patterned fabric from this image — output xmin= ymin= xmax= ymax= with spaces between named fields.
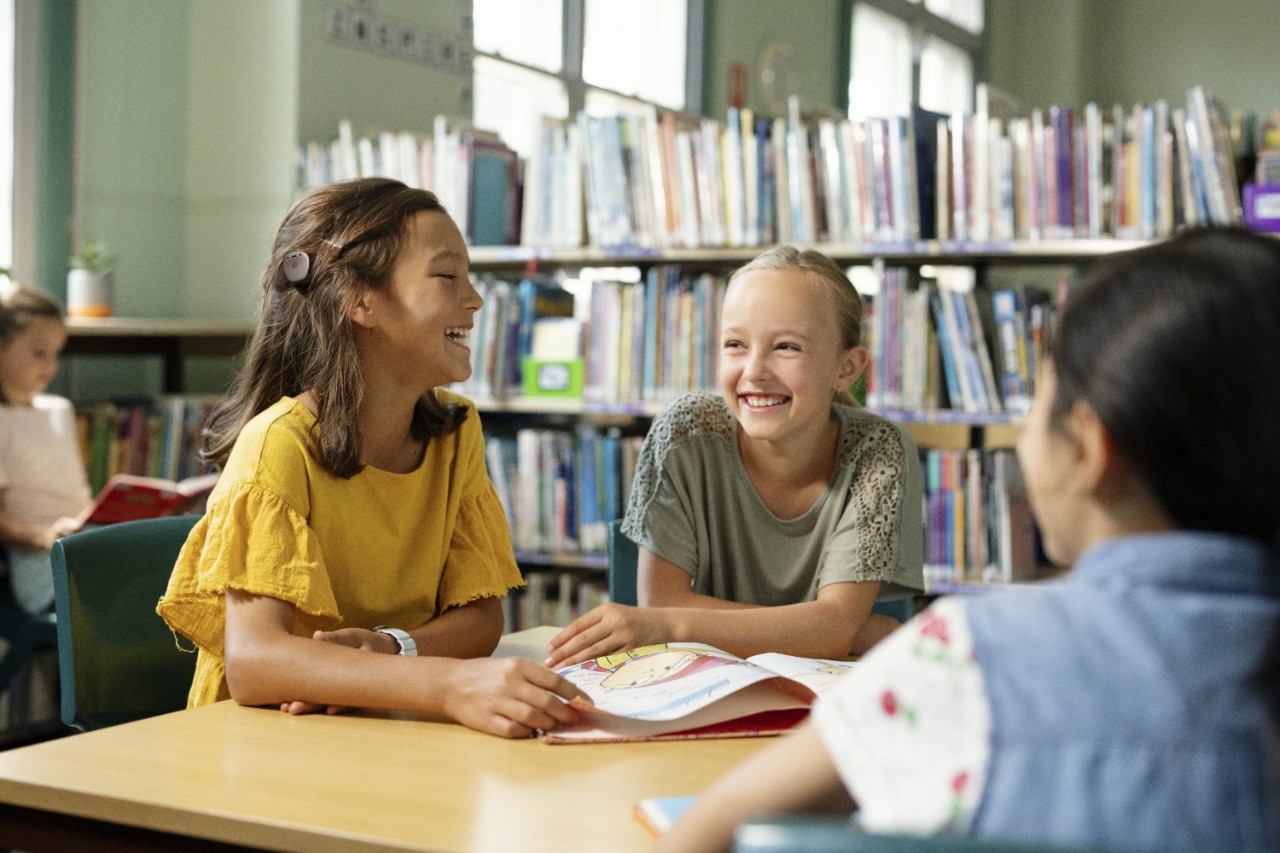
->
xmin=812 ymin=597 xmax=990 ymax=833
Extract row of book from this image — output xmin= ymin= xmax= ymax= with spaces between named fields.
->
xmin=457 ymin=262 xmax=1062 ymax=420
xmin=863 ymin=266 xmax=1069 ymax=416
xmin=938 ymin=85 xmax=1243 ymax=244
xmin=297 ymin=117 xmax=522 ymax=247
xmin=299 ymin=85 xmax=1242 ymax=250
xmin=484 ymin=427 xmax=645 ymax=557
xmin=453 ymin=268 xmax=728 ymax=406
xmin=922 ymin=447 xmax=1038 ymax=588
xmin=76 ymin=397 xmax=218 ymax=496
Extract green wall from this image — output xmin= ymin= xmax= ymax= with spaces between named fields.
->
xmin=181 ymin=0 xmax=299 ymax=321
xmin=986 ymin=0 xmax=1278 ymax=117
xmin=297 ymin=0 xmax=470 ymax=142
xmin=703 ymin=0 xmax=845 ymax=119
xmin=74 ymin=0 xmax=190 ymax=318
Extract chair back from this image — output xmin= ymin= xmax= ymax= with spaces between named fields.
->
xmin=871 ymin=596 xmax=916 ymax=622
xmin=606 ymin=519 xmax=639 ymax=606
xmin=51 ymin=515 xmax=200 ymax=731
xmin=734 ymin=818 xmax=1136 ymax=852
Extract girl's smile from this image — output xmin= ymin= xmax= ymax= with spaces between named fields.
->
xmin=444 ymin=325 xmax=472 ymax=351
xmin=739 ymin=393 xmax=790 ymax=410
xmin=718 ymin=268 xmax=861 ymax=452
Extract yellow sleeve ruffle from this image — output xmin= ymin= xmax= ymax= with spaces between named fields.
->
xmin=437 ymin=481 xmax=525 ymax=612
xmin=157 ymin=482 xmax=342 ymax=657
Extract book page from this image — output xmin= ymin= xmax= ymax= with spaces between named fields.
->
xmin=745 ymin=653 xmax=857 ymax=695
xmin=557 ymin=642 xmax=815 ymax=722
xmin=547 ymin=682 xmax=808 ymax=743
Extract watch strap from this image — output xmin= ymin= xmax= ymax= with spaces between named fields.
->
xmin=373 ymin=625 xmax=418 ymax=657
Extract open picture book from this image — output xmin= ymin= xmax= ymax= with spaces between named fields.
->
xmin=77 ymin=472 xmax=219 ymax=526
xmin=541 ymin=641 xmax=856 ymax=744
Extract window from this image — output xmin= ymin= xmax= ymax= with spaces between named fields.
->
xmin=581 ymin=0 xmax=686 ymax=111
xmin=919 ymin=35 xmax=972 ymax=116
xmin=472 ymin=0 xmax=699 ymax=158
xmin=847 ymin=0 xmax=982 ymax=120
xmin=0 ymin=0 xmax=13 ymax=274
xmin=848 ymin=4 xmax=912 ymax=120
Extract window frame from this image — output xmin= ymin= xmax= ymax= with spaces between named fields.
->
xmin=840 ymin=0 xmax=982 ymax=116
xmin=471 ymin=0 xmax=704 ymax=120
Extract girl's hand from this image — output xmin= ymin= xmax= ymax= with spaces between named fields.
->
xmin=50 ymin=516 xmax=83 ymax=540
xmin=279 ymin=629 xmax=392 ymax=715
xmin=441 ymin=657 xmax=590 ymax=739
xmin=34 ymin=516 xmax=83 ymax=551
xmin=544 ymin=603 xmax=674 ymax=669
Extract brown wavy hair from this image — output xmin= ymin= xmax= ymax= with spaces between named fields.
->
xmin=201 ymin=178 xmax=466 ymax=477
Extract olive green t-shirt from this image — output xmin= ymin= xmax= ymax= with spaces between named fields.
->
xmin=621 ymin=392 xmax=923 ymax=604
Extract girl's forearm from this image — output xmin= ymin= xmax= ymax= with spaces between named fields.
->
xmin=408 ymin=596 xmax=505 ymax=658
xmin=662 ymin=599 xmax=866 ymax=660
xmin=224 ymin=629 xmax=464 ymax=712
xmin=0 ymin=509 xmax=53 ymax=551
xmin=659 ymin=723 xmax=853 ymax=853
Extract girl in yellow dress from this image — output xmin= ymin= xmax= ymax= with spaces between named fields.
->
xmin=158 ymin=178 xmax=585 ymax=738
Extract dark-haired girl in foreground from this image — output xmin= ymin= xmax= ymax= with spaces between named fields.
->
xmin=661 ymin=226 xmax=1280 ymax=852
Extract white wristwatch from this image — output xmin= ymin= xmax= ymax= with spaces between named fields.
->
xmin=373 ymin=626 xmax=418 ymax=657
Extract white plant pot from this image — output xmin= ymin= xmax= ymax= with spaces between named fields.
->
xmin=67 ymin=269 xmax=114 ymax=318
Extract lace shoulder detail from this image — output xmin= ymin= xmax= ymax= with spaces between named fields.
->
xmin=835 ymin=406 xmax=910 ymax=579
xmin=645 ymin=392 xmax=736 ymax=454
xmin=625 ymin=392 xmax=734 ymax=527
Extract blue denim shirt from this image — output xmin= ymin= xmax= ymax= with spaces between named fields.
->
xmin=965 ymin=532 xmax=1280 ymax=852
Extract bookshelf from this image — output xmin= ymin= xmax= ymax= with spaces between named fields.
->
xmin=221 ymin=79 xmax=1253 ymax=626
xmin=64 ymin=318 xmax=254 ymax=394
xmin=464 ymin=236 xmax=1149 ymax=630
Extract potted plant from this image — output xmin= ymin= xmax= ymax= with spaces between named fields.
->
xmin=67 ymin=240 xmax=116 ymax=318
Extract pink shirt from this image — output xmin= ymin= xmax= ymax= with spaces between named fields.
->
xmin=0 ymin=394 xmax=91 ymax=524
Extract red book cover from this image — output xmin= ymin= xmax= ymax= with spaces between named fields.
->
xmin=79 ymin=472 xmax=218 ymax=526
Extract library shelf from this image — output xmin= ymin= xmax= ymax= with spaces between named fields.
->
xmin=64 ymin=317 xmax=254 ymax=394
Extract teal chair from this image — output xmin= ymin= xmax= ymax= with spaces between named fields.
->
xmin=0 ymin=548 xmax=60 ymax=740
xmin=734 ymin=818 xmax=1137 ymax=853
xmin=606 ymin=519 xmax=916 ymax=621
xmin=0 ymin=549 xmax=58 ymax=696
xmin=50 ymin=515 xmax=201 ymax=731
xmin=607 ymin=519 xmax=640 ymax=606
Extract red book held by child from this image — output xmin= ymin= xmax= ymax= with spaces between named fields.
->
xmin=77 ymin=472 xmax=219 ymax=526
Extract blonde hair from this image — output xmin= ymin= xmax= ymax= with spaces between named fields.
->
xmin=729 ymin=245 xmax=864 ymax=405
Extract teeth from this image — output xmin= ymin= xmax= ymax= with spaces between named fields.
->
xmin=743 ymin=394 xmax=786 ymax=408
xmin=445 ymin=327 xmax=470 ymax=347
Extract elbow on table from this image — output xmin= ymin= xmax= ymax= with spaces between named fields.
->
xmin=223 ymin=643 xmax=288 ymax=708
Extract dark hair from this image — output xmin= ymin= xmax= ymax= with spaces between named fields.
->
xmin=730 ymin=245 xmax=865 ymax=405
xmin=0 ymin=285 xmax=64 ymax=405
xmin=1050 ymin=227 xmax=1280 ymax=538
xmin=202 ymin=178 xmax=467 ymax=477
xmin=1051 ymin=227 xmax=1280 ymax=734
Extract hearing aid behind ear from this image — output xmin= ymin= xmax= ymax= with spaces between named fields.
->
xmin=282 ymin=251 xmax=312 ymax=284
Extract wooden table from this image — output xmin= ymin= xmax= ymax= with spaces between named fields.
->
xmin=0 ymin=628 xmax=770 ymax=852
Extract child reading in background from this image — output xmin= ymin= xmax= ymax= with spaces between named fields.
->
xmin=157 ymin=178 xmax=587 ymax=738
xmin=546 ymin=246 xmax=923 ymax=668
xmin=0 ymin=285 xmax=90 ymax=613
xmin=660 ymin=226 xmax=1280 ymax=853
